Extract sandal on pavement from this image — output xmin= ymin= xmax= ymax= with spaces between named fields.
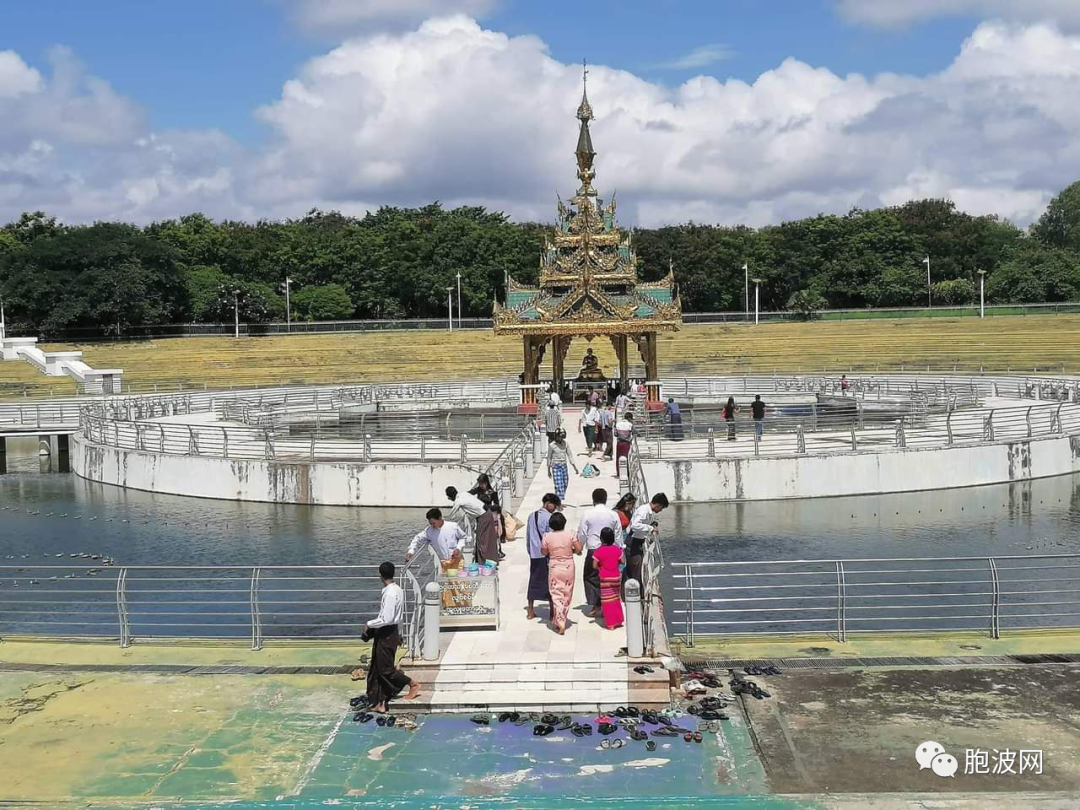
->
xmin=694 ymin=732 xmax=703 ymax=743
xmin=611 ymin=738 xmax=625 ymax=749
xmin=600 ymin=738 xmax=612 ymax=750
xmin=646 ymin=740 xmax=657 ymax=752
xmin=633 ymin=665 xmax=654 ymax=674
xmin=683 ymin=732 xmax=693 ymax=742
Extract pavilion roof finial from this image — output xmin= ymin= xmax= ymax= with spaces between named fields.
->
xmin=577 ymin=59 xmax=593 ymax=122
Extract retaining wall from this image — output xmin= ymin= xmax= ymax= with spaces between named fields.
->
xmin=71 ymin=435 xmax=469 ymax=507
xmin=643 ymin=434 xmax=1080 ymax=502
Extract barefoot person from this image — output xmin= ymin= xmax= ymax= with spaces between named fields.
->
xmin=365 ymin=562 xmax=421 ymax=713
xmin=525 ymin=493 xmax=561 ymax=620
xmin=577 ymin=488 xmax=621 ymax=618
xmin=541 ymin=511 xmax=582 ymax=635
xmin=593 ymin=527 xmax=625 ymax=630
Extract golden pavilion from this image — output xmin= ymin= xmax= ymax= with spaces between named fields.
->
xmin=494 ymin=68 xmax=682 ymax=411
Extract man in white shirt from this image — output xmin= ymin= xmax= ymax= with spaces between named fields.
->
xmin=446 ymin=486 xmax=484 ymax=538
xmin=625 ymin=492 xmax=669 ymax=591
xmin=615 ymin=389 xmax=630 ymax=417
xmin=363 ymin=561 xmax=421 ymax=713
xmin=576 ymin=487 xmax=622 ymax=617
xmin=579 ymin=403 xmax=600 ymax=456
xmin=406 ymin=508 xmax=465 ymax=568
xmin=615 ymin=412 xmax=634 ymax=477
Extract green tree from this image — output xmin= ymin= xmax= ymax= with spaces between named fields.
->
xmin=292 ymin=284 xmax=355 ymax=321
xmin=987 ymin=243 xmax=1080 ymax=303
xmin=787 ymin=289 xmax=828 ymax=320
xmin=930 ymin=279 xmax=975 ymax=305
xmin=1032 ymin=181 xmax=1080 ymax=253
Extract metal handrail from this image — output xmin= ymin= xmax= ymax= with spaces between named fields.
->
xmin=0 ymin=564 xmax=394 ymax=649
xmin=670 ymin=553 xmax=1080 ymax=644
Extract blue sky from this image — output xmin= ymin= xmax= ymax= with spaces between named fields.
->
xmin=2 ymin=0 xmax=1079 ymax=227
xmin=3 ymin=0 xmax=982 ymax=146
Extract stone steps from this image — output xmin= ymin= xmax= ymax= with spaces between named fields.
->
xmin=393 ymin=661 xmax=671 ymax=713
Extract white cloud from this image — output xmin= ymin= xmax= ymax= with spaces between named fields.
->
xmin=283 ymin=0 xmax=498 ymax=33
xmin=0 ymin=50 xmax=43 ymax=98
xmin=655 ymin=44 xmax=734 ymax=71
xmin=834 ymin=0 xmax=1080 ymax=29
xmin=5 ymin=18 xmax=1080 ymax=230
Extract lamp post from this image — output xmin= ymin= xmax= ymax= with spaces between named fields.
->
xmin=978 ymin=268 xmax=986 ymax=319
xmin=446 ymin=286 xmax=454 ymax=332
xmin=456 ymin=271 xmax=462 ymax=329
xmin=752 ymin=277 xmax=762 ymax=326
xmin=283 ymin=277 xmax=292 ymax=333
xmin=742 ymin=262 xmax=749 ymax=321
xmin=233 ymin=290 xmax=240 ymax=339
xmin=923 ymin=255 xmax=931 ymax=309
xmin=0 ymin=294 xmax=6 ymax=342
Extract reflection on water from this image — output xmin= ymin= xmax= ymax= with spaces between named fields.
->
xmin=665 ymin=473 xmax=1080 ymax=562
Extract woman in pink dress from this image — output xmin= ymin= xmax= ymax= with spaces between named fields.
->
xmin=541 ymin=511 xmax=581 ymax=635
xmin=593 ymin=527 xmax=625 ymax=630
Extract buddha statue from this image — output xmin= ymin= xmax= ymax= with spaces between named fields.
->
xmin=576 ymin=347 xmax=606 ymax=382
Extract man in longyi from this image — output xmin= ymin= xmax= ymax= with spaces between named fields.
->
xmin=406 ymin=508 xmax=465 ymax=570
xmin=364 ymin=561 xmax=421 ymax=713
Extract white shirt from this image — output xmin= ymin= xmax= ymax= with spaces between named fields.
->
xmin=615 ymin=394 xmax=630 ymax=413
xmin=407 ymin=521 xmax=465 ymax=561
xmin=368 ymin=581 xmax=405 ymax=628
xmin=581 ymin=408 xmax=600 ymax=427
xmin=577 ymin=504 xmax=623 ymax=550
xmin=449 ymin=492 xmax=485 ymax=523
xmin=549 ymin=392 xmax=562 ymax=407
xmin=629 ymin=503 xmax=659 ymax=541
xmin=615 ymin=419 xmax=633 ymax=440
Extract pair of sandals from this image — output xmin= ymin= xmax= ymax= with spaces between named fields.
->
xmin=744 ymin=665 xmax=781 ymax=676
xmin=570 ymin=722 xmax=593 ymax=737
xmin=471 ymin=714 xmax=491 ymax=725
xmin=597 ymin=722 xmax=619 ymax=735
xmin=633 ymin=665 xmax=654 ymax=674
xmin=349 ymin=695 xmax=371 ymax=709
xmin=375 ymin=715 xmax=397 ymax=727
xmin=729 ymin=676 xmax=771 ymax=700
xmin=683 ymin=731 xmax=704 ymax=743
xmin=686 ymin=670 xmax=722 ymax=689
xmin=599 ymin=738 xmax=625 ymax=750
xmin=533 ymin=723 xmax=556 ymax=736
xmin=650 ymin=726 xmax=685 ymax=738
xmin=612 ymin=706 xmax=640 ymax=718
xmin=700 ymin=721 xmax=721 ymax=733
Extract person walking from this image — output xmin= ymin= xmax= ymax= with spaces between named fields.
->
xmin=751 ymin=394 xmax=766 ymax=439
xmin=580 ymin=403 xmax=600 ymax=456
xmin=543 ymin=400 xmax=563 ymax=443
xmin=364 ymin=562 xmax=421 ymax=713
xmin=598 ymin=403 xmax=614 ymax=460
xmin=547 ymin=430 xmax=579 ymax=501
xmin=577 ymin=488 xmax=622 ymax=618
xmin=593 ymin=528 xmax=625 ymax=630
xmin=525 ymin=493 xmax=560 ymax=620
xmin=666 ymin=398 xmax=684 ymax=441
xmin=723 ymin=397 xmax=738 ymax=441
xmin=625 ymin=492 xmax=669 ymax=588
xmin=473 ymin=499 xmax=502 ymax=565
xmin=615 ymin=412 xmax=634 ymax=477
xmin=615 ymin=388 xmax=630 ymax=418
xmin=541 ymin=511 xmax=581 ymax=635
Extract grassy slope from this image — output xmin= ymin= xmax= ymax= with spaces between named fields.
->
xmin=2 ymin=315 xmax=1079 ymax=396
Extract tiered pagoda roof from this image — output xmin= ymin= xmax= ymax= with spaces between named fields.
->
xmin=493 ymin=70 xmax=681 ymax=337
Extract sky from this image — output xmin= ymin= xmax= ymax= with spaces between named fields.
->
xmin=2 ymin=0 xmax=1080 ymax=228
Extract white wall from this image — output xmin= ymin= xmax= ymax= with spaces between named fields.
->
xmin=642 ymin=435 xmax=1080 ymax=502
xmin=71 ymin=435 xmax=473 ymax=507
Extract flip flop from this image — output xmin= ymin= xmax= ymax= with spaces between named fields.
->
xmin=646 ymin=740 xmax=657 ymax=752
xmin=499 ymin=712 xmax=510 ymax=723
xmin=541 ymin=713 xmax=559 ymax=726
xmin=571 ymin=725 xmax=585 ymax=738
xmin=598 ymin=723 xmax=617 ymax=735
xmin=611 ymin=738 xmax=625 ymax=749
xmin=683 ymin=732 xmax=693 ymax=742
xmin=471 ymin=715 xmax=489 ymax=725
xmin=581 ymin=723 xmax=593 ymax=736
xmin=600 ymin=738 xmax=612 ymax=750
xmin=350 ymin=669 xmax=366 ymax=681
xmin=376 ymin=716 xmax=387 ymax=727
xmin=349 ymin=695 xmax=370 ymax=708
xmin=651 ymin=727 xmax=678 ymax=738
xmin=633 ymin=665 xmax=654 ymax=674
xmin=613 ymin=707 xmax=627 ymax=718
xmin=625 ymin=707 xmax=640 ymax=718
xmin=630 ymin=730 xmax=648 ymax=742
xmin=557 ymin=716 xmax=573 ymax=730
xmin=694 ymin=732 xmax=703 ymax=743
xmin=657 ymin=715 xmax=673 ymax=726
xmin=386 ymin=716 xmax=396 ymax=727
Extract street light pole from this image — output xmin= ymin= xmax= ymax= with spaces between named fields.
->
xmin=924 ymin=255 xmax=931 ymax=309
xmin=234 ymin=290 xmax=239 ymax=339
xmin=978 ymin=269 xmax=986 ymax=319
xmin=284 ymin=277 xmax=292 ymax=333
xmin=752 ymin=277 xmax=762 ymax=326
xmin=447 ymin=287 xmax=454 ymax=332
xmin=742 ymin=263 xmax=749 ymax=321
xmin=456 ymin=271 xmax=462 ymax=329
xmin=0 ymin=295 xmax=6 ymax=341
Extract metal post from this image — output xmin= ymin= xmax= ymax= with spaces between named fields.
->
xmin=1026 ymin=407 xmax=1033 ymax=438
xmin=753 ymin=428 xmax=760 ymax=457
xmin=836 ymin=562 xmax=847 ymax=642
xmin=115 ymin=568 xmax=130 ymax=648
xmin=685 ymin=564 xmax=696 ymax=647
xmin=707 ymin=428 xmax=715 ymax=458
xmin=624 ymin=579 xmax=644 ymax=658
xmin=420 ymin=435 xmax=426 ymax=462
xmin=988 ymin=558 xmax=1001 ymax=639
xmin=797 ymin=426 xmax=806 ymax=454
xmin=250 ymin=568 xmax=263 ymax=650
xmin=946 ymin=412 xmax=953 ymax=445
xmin=423 ymin=581 xmax=441 ymax=661
xmin=364 ymin=434 xmax=373 ymax=463
xmin=460 ymin=433 xmax=468 ymax=464
xmin=850 ymin=424 xmax=858 ymax=451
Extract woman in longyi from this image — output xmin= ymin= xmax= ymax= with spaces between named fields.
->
xmin=541 ymin=511 xmax=581 ymax=634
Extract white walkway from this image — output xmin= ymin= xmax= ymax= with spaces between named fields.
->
xmin=411 ymin=407 xmax=669 ymax=712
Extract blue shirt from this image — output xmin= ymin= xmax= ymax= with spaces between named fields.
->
xmin=667 ymin=402 xmax=681 ymax=417
xmin=526 ymin=508 xmax=553 ymax=559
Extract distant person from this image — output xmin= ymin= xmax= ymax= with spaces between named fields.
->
xmin=470 ymin=473 xmax=499 ymax=508
xmin=598 ymin=403 xmax=615 ymax=460
xmin=840 ymin=374 xmax=850 ymax=395
xmin=364 ymin=562 xmax=421 ymax=713
xmin=548 ymin=388 xmax=562 ymax=409
xmin=626 ymin=492 xmax=669 ymax=588
xmin=588 ymin=388 xmax=601 ymax=409
xmin=579 ymin=402 xmax=600 ymax=456
xmin=577 ymin=488 xmax=622 ymax=617
xmin=544 ymin=400 xmax=563 ymax=443
xmin=547 ymin=430 xmax=579 ymax=500
xmin=666 ymin=398 xmax=684 ymax=441
xmin=593 ymin=527 xmax=625 ymax=630
xmin=751 ymin=395 xmax=766 ymax=439
xmin=615 ymin=388 xmax=630 ymax=417
xmin=615 ymin=412 xmax=634 ymax=476
xmin=723 ymin=397 xmax=738 ymax=441
xmin=525 ymin=493 xmax=561 ymax=620
xmin=406 ymin=508 xmax=465 ymax=570
xmin=541 ymin=511 xmax=581 ymax=635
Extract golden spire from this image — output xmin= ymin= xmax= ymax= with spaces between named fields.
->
xmin=575 ymin=59 xmax=597 ymax=198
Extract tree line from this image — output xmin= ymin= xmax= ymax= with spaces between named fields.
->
xmin=2 ymin=182 xmax=1079 ymax=336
